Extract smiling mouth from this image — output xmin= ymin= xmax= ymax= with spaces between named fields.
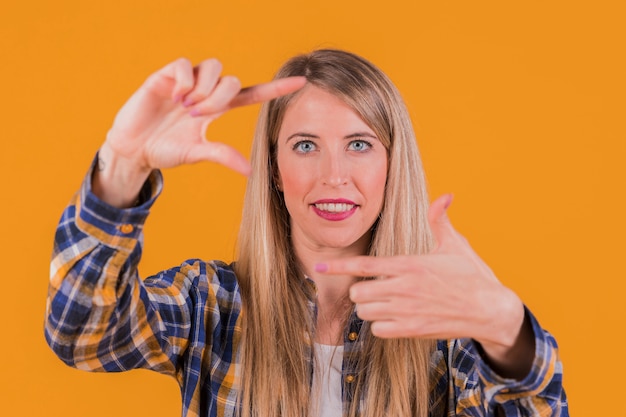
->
xmin=314 ymin=203 xmax=356 ymax=213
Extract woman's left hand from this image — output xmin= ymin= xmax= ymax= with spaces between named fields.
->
xmin=316 ymin=194 xmax=535 ymax=378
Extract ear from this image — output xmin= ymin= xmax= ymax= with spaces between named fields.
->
xmin=273 ymin=166 xmax=283 ymax=192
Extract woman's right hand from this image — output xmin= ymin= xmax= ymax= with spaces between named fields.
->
xmin=93 ymin=58 xmax=306 ymax=208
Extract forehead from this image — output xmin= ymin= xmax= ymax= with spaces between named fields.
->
xmin=278 ymin=85 xmax=375 ymax=138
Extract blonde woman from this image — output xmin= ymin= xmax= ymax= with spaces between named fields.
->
xmin=45 ymin=49 xmax=567 ymax=416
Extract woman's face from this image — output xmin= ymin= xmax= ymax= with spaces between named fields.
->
xmin=276 ymin=85 xmax=388 ymax=254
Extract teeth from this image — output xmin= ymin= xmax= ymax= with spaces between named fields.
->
xmin=315 ymin=203 xmax=355 ymax=212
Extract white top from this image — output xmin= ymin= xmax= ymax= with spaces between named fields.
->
xmin=309 ymin=343 xmax=344 ymax=417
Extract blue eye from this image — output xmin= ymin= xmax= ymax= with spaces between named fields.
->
xmin=347 ymin=140 xmax=372 ymax=152
xmin=294 ymin=140 xmax=317 ymax=153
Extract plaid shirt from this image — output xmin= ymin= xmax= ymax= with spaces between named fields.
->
xmin=45 ymin=164 xmax=568 ymax=417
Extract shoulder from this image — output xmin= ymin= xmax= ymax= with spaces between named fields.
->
xmin=144 ymin=259 xmax=241 ymax=305
xmin=207 ymin=260 xmax=238 ymax=287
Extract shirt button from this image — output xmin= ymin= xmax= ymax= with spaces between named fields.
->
xmin=119 ymin=224 xmax=134 ymax=234
xmin=345 ymin=375 xmax=355 ymax=383
xmin=348 ymin=332 xmax=358 ymax=341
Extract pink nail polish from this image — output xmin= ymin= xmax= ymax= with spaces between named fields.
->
xmin=173 ymin=94 xmax=182 ymax=104
xmin=314 ymin=263 xmax=328 ymax=273
xmin=443 ymin=194 xmax=453 ymax=210
xmin=189 ymin=109 xmax=201 ymax=117
xmin=183 ymin=99 xmax=194 ymax=108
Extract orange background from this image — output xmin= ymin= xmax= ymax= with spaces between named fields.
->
xmin=1 ymin=0 xmax=624 ymax=415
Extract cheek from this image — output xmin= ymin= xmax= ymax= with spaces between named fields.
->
xmin=277 ymin=159 xmax=312 ymax=203
xmin=281 ymin=178 xmax=303 ymax=202
xmin=362 ymin=160 xmax=388 ymax=205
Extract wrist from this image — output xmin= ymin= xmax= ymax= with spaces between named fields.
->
xmin=92 ymin=142 xmax=152 ymax=208
xmin=476 ymin=291 xmax=535 ymax=379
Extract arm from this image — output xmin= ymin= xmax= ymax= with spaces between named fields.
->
xmin=317 ymin=195 xmax=569 ymax=415
xmin=45 ymin=57 xmax=305 ymax=371
xmin=447 ymin=310 xmax=567 ymax=416
xmin=45 ymin=167 xmax=243 ymax=375
xmin=45 ymin=164 xmax=185 ymax=373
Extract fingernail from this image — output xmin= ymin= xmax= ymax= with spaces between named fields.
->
xmin=183 ymin=98 xmax=194 ymax=108
xmin=173 ymin=94 xmax=182 ymax=104
xmin=189 ymin=109 xmax=201 ymax=117
xmin=349 ymin=287 xmax=357 ymax=301
xmin=443 ymin=194 xmax=453 ymax=210
xmin=314 ymin=263 xmax=328 ymax=273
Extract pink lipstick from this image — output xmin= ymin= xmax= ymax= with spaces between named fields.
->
xmin=311 ymin=199 xmax=358 ymax=221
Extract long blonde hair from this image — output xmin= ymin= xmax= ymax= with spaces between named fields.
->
xmin=235 ymin=49 xmax=435 ymax=417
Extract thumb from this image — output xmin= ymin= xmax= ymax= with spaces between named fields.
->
xmin=187 ymin=141 xmax=252 ymax=176
xmin=428 ymin=194 xmax=454 ymax=249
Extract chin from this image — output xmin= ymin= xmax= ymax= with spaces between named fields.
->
xmin=315 ymin=233 xmax=371 ymax=253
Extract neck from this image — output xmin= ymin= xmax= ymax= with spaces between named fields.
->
xmin=295 ymin=240 xmax=368 ymax=306
xmin=292 ymin=232 xmax=371 ymax=345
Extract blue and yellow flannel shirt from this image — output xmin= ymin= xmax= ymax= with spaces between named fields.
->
xmin=45 ymin=163 xmax=568 ymax=416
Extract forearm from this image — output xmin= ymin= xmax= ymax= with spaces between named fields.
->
xmin=450 ymin=310 xmax=568 ymax=416
xmin=45 ymin=160 xmax=175 ymax=373
xmin=45 ymin=190 xmax=149 ymax=368
xmin=453 ymin=309 xmax=568 ymax=417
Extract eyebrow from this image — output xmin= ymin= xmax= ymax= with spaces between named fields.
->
xmin=285 ymin=131 xmax=379 ymax=143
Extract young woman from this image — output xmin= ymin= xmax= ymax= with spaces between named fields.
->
xmin=45 ymin=49 xmax=567 ymax=416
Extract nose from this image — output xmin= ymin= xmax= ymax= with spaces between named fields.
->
xmin=321 ymin=150 xmax=349 ymax=187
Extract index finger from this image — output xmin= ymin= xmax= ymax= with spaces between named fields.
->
xmin=227 ymin=76 xmax=307 ymax=109
xmin=315 ymin=255 xmax=410 ymax=277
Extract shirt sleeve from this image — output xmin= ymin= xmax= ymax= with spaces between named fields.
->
xmin=44 ymin=157 xmax=192 ymax=377
xmin=447 ymin=308 xmax=568 ymax=416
